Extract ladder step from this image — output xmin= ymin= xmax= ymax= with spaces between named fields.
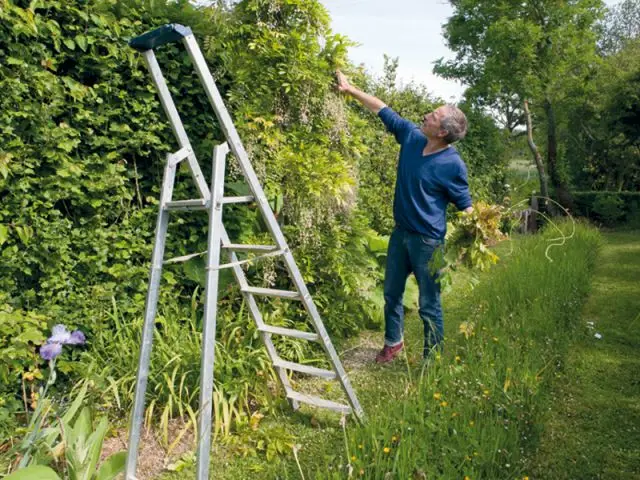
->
xmin=164 ymin=199 xmax=208 ymax=211
xmin=286 ymin=390 xmax=351 ymax=414
xmin=221 ymin=195 xmax=255 ymax=204
xmin=259 ymin=325 xmax=319 ymax=342
xmin=273 ymin=358 xmax=336 ymax=379
xmin=222 ymin=244 xmax=278 ymax=253
xmin=241 ymin=287 xmax=301 ymax=300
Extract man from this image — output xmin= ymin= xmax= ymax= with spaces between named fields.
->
xmin=336 ymin=70 xmax=473 ymax=363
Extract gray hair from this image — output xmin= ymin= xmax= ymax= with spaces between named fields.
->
xmin=440 ymin=105 xmax=468 ymax=144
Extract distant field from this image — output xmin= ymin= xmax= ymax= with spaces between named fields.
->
xmin=507 ymin=158 xmax=538 ymax=205
xmin=508 ymin=158 xmax=537 ymax=178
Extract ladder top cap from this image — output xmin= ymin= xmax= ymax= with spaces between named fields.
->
xmin=129 ymin=24 xmax=193 ymax=52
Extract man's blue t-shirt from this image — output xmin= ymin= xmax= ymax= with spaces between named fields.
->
xmin=378 ymin=107 xmax=472 ymax=240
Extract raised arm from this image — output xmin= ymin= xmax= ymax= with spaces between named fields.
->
xmin=336 ymin=70 xmax=386 ymax=114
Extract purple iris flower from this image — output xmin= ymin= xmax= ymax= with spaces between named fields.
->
xmin=67 ymin=330 xmax=86 ymax=345
xmin=39 ymin=324 xmax=86 ymax=361
xmin=40 ymin=342 xmax=63 ymax=361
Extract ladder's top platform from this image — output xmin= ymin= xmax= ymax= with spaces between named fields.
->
xmin=129 ymin=24 xmax=193 ymax=52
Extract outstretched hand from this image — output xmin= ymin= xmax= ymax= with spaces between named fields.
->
xmin=335 ymin=70 xmax=351 ymax=93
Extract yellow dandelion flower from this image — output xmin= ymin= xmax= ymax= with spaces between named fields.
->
xmin=383 ymin=447 xmax=391 ymax=454
xmin=433 ymin=392 xmax=442 ymax=400
xmin=523 ymin=477 xmax=529 ymax=480
xmin=464 ymin=476 xmax=471 ymax=480
xmin=358 ymin=444 xmax=363 ymax=449
xmin=440 ymin=401 xmax=448 ymax=407
xmin=351 ymin=455 xmax=356 ymax=461
xmin=391 ymin=435 xmax=398 ymax=442
xmin=483 ymin=389 xmax=490 ymax=395
xmin=469 ymin=420 xmax=475 ymax=426
xmin=451 ymin=412 xmax=459 ymax=418
xmin=455 ymin=355 xmax=461 ymax=362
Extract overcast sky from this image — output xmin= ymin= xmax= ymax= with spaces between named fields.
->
xmin=321 ymin=0 xmax=621 ymax=102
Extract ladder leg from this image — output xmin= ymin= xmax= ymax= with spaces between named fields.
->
xmin=125 ymin=161 xmax=176 ymax=480
xmin=196 ymin=144 xmax=228 ymax=480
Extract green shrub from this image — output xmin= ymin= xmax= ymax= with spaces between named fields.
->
xmin=0 ymin=305 xmax=48 ymax=441
xmin=592 ymin=194 xmax=625 ymax=225
xmin=572 ymin=191 xmax=640 ymax=226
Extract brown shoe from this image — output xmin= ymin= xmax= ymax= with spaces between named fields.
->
xmin=375 ymin=342 xmax=404 ymax=363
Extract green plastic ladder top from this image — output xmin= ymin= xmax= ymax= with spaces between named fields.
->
xmin=129 ymin=24 xmax=192 ymax=52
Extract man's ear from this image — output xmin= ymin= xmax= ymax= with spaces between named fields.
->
xmin=438 ymin=129 xmax=449 ymax=139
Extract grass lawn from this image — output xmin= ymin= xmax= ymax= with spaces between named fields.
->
xmin=158 ymin=223 xmax=608 ymax=479
xmin=527 ymin=230 xmax=640 ymax=478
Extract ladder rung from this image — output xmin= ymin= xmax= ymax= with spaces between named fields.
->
xmin=222 ymin=244 xmax=278 ymax=253
xmin=273 ymin=358 xmax=336 ymax=379
xmin=168 ymin=147 xmax=191 ymax=165
xmin=286 ymin=390 xmax=351 ymax=414
xmin=241 ymin=287 xmax=301 ymax=300
xmin=258 ymin=325 xmax=319 ymax=342
xmin=164 ymin=199 xmax=208 ymax=211
xmin=221 ymin=196 xmax=255 ymax=204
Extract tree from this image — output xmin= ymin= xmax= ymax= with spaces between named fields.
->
xmin=435 ymin=0 xmax=605 ymax=207
xmin=565 ymin=38 xmax=640 ymax=191
xmin=599 ymin=0 xmax=640 ymax=54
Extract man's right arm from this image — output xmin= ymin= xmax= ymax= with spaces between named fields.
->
xmin=336 ymin=70 xmax=386 ymax=114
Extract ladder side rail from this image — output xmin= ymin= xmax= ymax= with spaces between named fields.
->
xmin=181 ymin=35 xmax=365 ymax=420
xmin=125 ymin=159 xmax=177 ymax=480
xmin=142 ymin=50 xmax=210 ymax=201
xmin=195 ymin=144 xmax=228 ymax=480
xmin=219 ymin=226 xmax=300 ymax=411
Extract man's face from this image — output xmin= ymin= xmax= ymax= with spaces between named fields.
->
xmin=421 ymin=106 xmax=448 ymax=138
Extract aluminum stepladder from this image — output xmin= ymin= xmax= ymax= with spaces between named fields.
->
xmin=126 ymin=24 xmax=364 ymax=480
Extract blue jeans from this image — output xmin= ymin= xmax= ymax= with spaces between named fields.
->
xmin=383 ymin=227 xmax=444 ymax=357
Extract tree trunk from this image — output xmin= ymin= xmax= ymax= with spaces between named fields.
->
xmin=523 ymin=99 xmax=549 ymax=201
xmin=543 ymin=98 xmax=574 ymax=210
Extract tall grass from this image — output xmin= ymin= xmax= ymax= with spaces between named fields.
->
xmin=306 ymin=221 xmax=601 ymax=479
xmin=78 ymin=291 xmax=280 ymax=445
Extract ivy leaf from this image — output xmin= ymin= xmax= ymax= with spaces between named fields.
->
xmin=63 ymin=38 xmax=75 ymax=50
xmin=15 ymin=226 xmax=34 ymax=245
xmin=75 ymin=34 xmax=87 ymax=52
xmin=0 ymin=152 xmax=11 ymax=179
xmin=16 ymin=327 xmax=46 ymax=344
xmin=0 ymin=225 xmax=8 ymax=246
